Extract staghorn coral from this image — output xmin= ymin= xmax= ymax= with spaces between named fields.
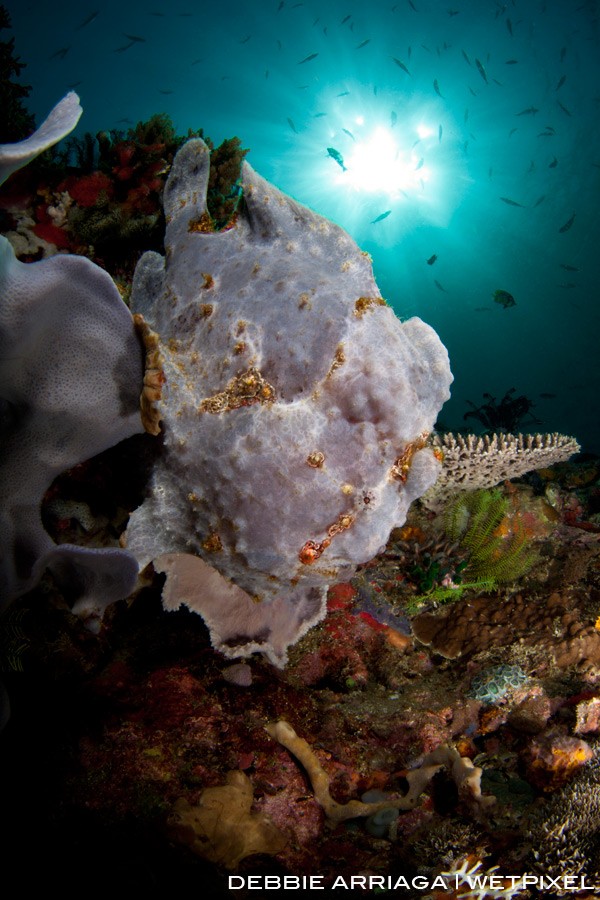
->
xmin=422 ymin=432 xmax=580 ymax=511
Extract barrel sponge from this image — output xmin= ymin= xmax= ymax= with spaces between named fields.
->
xmin=125 ymin=139 xmax=453 ymax=665
xmin=0 ymin=95 xmax=144 ymax=623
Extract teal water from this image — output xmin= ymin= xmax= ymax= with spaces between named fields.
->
xmin=6 ymin=0 xmax=600 ymax=451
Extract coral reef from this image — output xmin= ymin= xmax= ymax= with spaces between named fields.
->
xmin=526 ymin=745 xmax=600 ymax=891
xmin=125 ymin=137 xmax=452 ymax=666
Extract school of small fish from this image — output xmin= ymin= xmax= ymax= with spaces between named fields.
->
xmin=42 ymin=2 xmax=592 ymax=307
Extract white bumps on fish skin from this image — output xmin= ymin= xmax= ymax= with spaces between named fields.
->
xmin=125 ymin=138 xmax=453 ymax=666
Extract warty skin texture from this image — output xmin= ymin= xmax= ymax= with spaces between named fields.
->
xmin=126 ymin=139 xmax=453 ymax=665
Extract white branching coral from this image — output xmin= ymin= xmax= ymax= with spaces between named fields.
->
xmin=422 ymin=432 xmax=580 ymax=511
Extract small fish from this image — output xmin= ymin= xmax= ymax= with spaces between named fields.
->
xmin=158 ymin=89 xmax=173 ymax=94
xmin=123 ymin=32 xmax=146 ymax=42
xmin=475 ymin=58 xmax=488 ymax=83
xmin=391 ymin=110 xmax=397 ymax=127
xmin=337 ymin=90 xmax=350 ymax=97
xmin=407 ymin=0 xmax=417 ymax=10
xmin=557 ymin=100 xmax=572 ymax=116
xmin=392 ymin=57 xmax=411 ymax=75
xmin=533 ymin=195 xmax=546 ymax=207
xmin=433 ymin=78 xmax=443 ymax=96
xmin=558 ymin=282 xmax=576 ymax=288
xmin=114 ymin=41 xmax=135 ymax=52
xmin=555 ymin=74 xmax=566 ymax=90
xmin=190 ymin=58 xmax=203 ymax=66
xmin=371 ymin=210 xmax=392 ymax=223
xmin=438 ymin=124 xmax=443 ymax=142
xmin=559 ymin=263 xmax=579 ymax=271
xmin=49 ymin=46 xmax=70 ymax=60
xmin=505 ymin=59 xmax=519 ymax=64
xmin=434 ymin=279 xmax=448 ymax=292
xmin=493 ymin=289 xmax=516 ymax=308
xmin=506 ymin=17 xmax=513 ymax=35
xmin=298 ymin=52 xmax=318 ymax=63
xmin=558 ymin=213 xmax=575 ymax=233
xmin=539 ymin=392 xmax=557 ymax=399
xmin=499 ymin=196 xmax=525 ymax=207
xmin=356 ymin=39 xmax=370 ymax=49
xmin=447 ymin=9 xmax=459 ymax=16
xmin=327 ymin=147 xmax=346 ymax=170
xmin=415 ymin=157 xmax=424 ymax=170
xmin=342 ymin=128 xmax=355 ymax=140
xmin=76 ymin=11 xmax=99 ymax=30
xmin=341 ymin=14 xmax=351 ymax=24
xmin=239 ymin=35 xmax=251 ymax=44
xmin=287 ymin=117 xmax=298 ymax=133
xmin=560 ymin=46 xmax=567 ymax=62
xmin=426 ymin=254 xmax=438 ymax=265
xmin=516 ymin=106 xmax=539 ymax=115
xmin=508 ymin=127 xmax=517 ymax=137
xmin=462 ymin=49 xmax=471 ymax=66
xmin=469 ymin=86 xmax=477 ymax=97
xmin=549 ymin=156 xmax=558 ymax=168
xmin=313 ymin=112 xmax=327 ymax=117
